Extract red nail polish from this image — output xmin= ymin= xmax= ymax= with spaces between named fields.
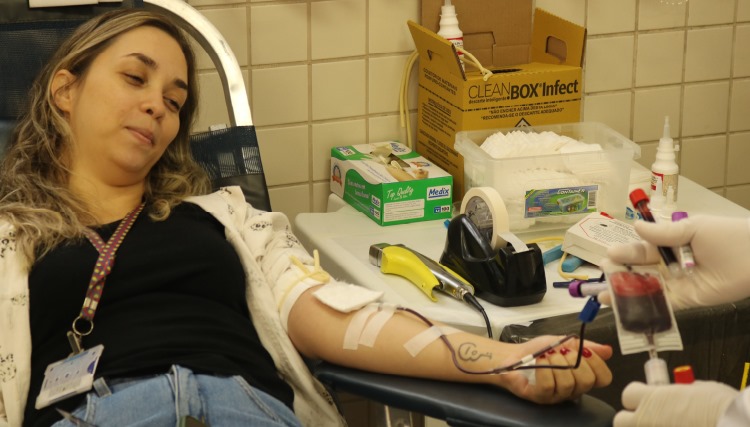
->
xmin=582 ymin=348 xmax=592 ymax=358
xmin=560 ymin=347 xmax=571 ymax=356
xmin=547 ymin=349 xmax=556 ymax=355
xmin=537 ymin=353 xmax=546 ymax=359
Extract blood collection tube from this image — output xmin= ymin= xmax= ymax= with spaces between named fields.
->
xmin=672 ymin=211 xmax=695 ymax=273
xmin=629 ymin=189 xmax=682 ymax=277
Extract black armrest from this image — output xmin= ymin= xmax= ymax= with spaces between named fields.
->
xmin=313 ymin=362 xmax=614 ymax=427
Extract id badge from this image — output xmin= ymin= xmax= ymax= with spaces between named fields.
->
xmin=35 ymin=344 xmax=104 ymax=409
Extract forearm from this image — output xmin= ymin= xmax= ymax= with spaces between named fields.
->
xmin=290 ymin=288 xmax=543 ymax=388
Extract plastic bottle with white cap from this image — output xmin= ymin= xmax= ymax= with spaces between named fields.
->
xmin=437 ymin=0 xmax=464 ymax=71
xmin=650 ymin=116 xmax=679 ymax=201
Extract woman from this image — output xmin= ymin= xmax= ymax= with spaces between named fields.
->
xmin=0 ymin=9 xmax=613 ymax=427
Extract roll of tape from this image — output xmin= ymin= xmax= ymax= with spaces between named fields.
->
xmin=459 ymin=187 xmax=529 ymax=253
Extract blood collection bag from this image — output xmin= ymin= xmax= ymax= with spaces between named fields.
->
xmin=609 ymin=269 xmax=671 ymax=333
xmin=603 ymin=263 xmax=683 ymax=355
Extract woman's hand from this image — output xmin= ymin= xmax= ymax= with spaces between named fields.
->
xmin=496 ymin=336 xmax=613 ymax=404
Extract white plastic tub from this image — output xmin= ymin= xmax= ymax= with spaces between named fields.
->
xmin=454 ymin=122 xmax=641 ymax=232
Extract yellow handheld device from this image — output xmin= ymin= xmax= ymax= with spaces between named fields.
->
xmin=369 ymin=242 xmax=494 ymax=338
xmin=369 ymin=243 xmax=474 ymax=302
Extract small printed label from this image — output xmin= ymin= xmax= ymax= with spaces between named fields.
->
xmin=371 ymin=195 xmax=381 ymax=207
xmin=335 ymin=147 xmax=356 ymax=156
xmin=384 ymin=199 xmax=425 ymax=222
xmin=524 ymin=185 xmax=599 ymax=218
xmin=427 ymin=185 xmax=451 ymax=200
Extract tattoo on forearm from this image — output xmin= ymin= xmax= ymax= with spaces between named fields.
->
xmin=458 ymin=342 xmax=493 ymax=362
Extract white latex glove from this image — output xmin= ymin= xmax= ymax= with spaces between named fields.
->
xmin=614 ymin=381 xmax=738 ymax=427
xmin=603 ymin=215 xmax=750 ymax=309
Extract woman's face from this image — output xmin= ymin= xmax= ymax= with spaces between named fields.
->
xmin=53 ymin=25 xmax=188 ymax=186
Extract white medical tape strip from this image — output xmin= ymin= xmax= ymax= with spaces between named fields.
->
xmin=460 ymin=187 xmax=512 ymax=251
xmin=518 ymin=358 xmax=537 ymax=385
xmin=499 ymin=231 xmax=530 ymax=253
xmin=278 ymin=280 xmax=318 ymax=331
xmin=358 ymin=304 xmax=397 ymax=347
xmin=403 ymin=325 xmax=463 ymax=357
xmin=342 ymin=304 xmax=379 ymax=350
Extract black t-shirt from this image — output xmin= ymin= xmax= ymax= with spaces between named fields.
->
xmin=24 ymin=202 xmax=294 ymax=426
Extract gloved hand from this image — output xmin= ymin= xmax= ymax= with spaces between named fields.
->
xmin=601 ymin=215 xmax=750 ymax=309
xmin=614 ymin=381 xmax=738 ymax=427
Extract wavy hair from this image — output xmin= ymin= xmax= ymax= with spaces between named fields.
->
xmin=0 ymin=9 xmax=210 ymax=263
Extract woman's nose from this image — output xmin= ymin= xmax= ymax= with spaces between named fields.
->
xmin=141 ymin=90 xmax=166 ymax=118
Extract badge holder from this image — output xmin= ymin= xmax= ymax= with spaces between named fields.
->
xmin=36 ymin=318 xmax=104 ymax=410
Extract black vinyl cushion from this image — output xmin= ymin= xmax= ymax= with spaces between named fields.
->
xmin=190 ymin=126 xmax=272 ymax=212
xmin=313 ymin=362 xmax=615 ymax=427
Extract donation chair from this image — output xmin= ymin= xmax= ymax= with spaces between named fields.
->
xmin=0 ymin=2 xmax=615 ymax=426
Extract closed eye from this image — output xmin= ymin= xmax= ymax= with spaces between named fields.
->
xmin=124 ymin=73 xmax=145 ymax=85
xmin=165 ymin=97 xmax=182 ymax=112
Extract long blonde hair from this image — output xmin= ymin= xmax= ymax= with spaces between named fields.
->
xmin=0 ymin=9 xmax=210 ymax=263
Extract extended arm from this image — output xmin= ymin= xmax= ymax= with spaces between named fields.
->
xmin=286 ymin=287 xmax=613 ymax=404
xmin=219 ymin=187 xmax=612 ymax=405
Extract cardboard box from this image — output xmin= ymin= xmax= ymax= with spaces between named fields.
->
xmin=330 ymin=142 xmax=453 ymax=226
xmin=410 ymin=0 xmax=586 ymax=198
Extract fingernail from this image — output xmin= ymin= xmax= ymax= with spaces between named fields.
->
xmin=560 ymin=347 xmax=571 ymax=356
xmin=582 ymin=348 xmax=592 ymax=358
xmin=537 ymin=353 xmax=546 ymax=359
xmin=547 ymin=349 xmax=556 ymax=355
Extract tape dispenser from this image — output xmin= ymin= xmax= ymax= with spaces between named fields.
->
xmin=439 ymin=187 xmax=546 ymax=307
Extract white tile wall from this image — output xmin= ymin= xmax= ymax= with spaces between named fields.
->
xmin=311 ymin=60 xmax=366 ymax=120
xmin=638 ymin=1 xmax=686 ymax=30
xmin=687 ymin=0 xmax=735 ymax=26
xmin=250 ymin=3 xmax=307 ymax=65
xmin=584 ymin=36 xmax=635 ymax=92
xmin=635 ymin=30 xmax=684 ymax=87
xmin=311 ymin=0 xmax=366 ymax=60
xmin=684 ymin=27 xmax=733 ymax=82
xmin=735 ymin=25 xmax=750 ymax=77
xmin=587 ymin=0 xmax=636 ymax=35
xmin=187 ymin=0 xmax=750 ymax=219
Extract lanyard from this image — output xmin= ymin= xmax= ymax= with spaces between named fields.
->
xmin=67 ymin=203 xmax=145 ymax=354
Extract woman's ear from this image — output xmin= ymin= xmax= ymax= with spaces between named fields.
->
xmin=50 ymin=69 xmax=77 ymax=114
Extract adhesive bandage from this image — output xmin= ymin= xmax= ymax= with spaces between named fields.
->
xmin=358 ymin=304 xmax=397 ymax=347
xmin=343 ymin=304 xmax=379 ymax=350
xmin=403 ymin=325 xmax=462 ymax=357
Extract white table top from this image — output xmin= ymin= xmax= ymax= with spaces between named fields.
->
xmin=294 ymin=176 xmax=750 ymax=337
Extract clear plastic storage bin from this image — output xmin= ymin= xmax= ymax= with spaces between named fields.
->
xmin=454 ymin=122 xmax=640 ymax=232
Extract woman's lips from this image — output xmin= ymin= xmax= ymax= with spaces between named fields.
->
xmin=127 ymin=127 xmax=154 ymax=145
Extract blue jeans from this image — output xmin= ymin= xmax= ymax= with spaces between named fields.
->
xmin=51 ymin=365 xmax=302 ymax=427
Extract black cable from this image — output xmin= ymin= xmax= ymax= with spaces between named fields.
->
xmin=397 ymin=307 xmax=587 ymax=375
xmin=464 ymin=293 xmax=493 ymax=339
